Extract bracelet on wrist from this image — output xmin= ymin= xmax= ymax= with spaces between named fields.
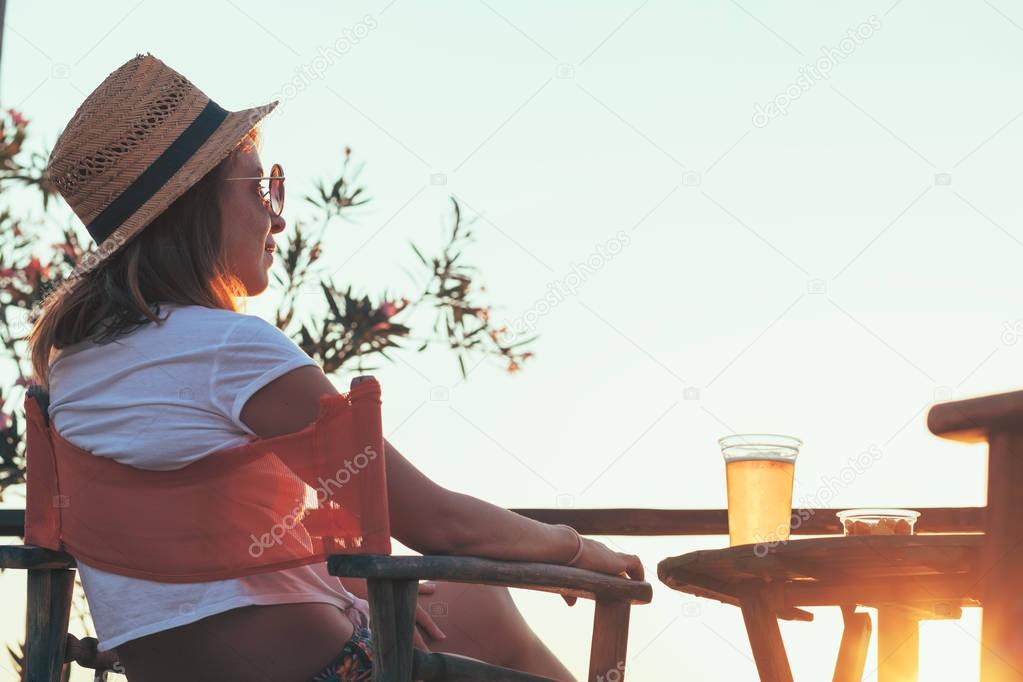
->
xmin=557 ymin=524 xmax=585 ymax=566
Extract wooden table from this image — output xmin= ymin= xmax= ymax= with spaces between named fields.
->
xmin=658 ymin=534 xmax=983 ymax=682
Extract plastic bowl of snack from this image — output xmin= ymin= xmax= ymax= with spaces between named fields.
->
xmin=836 ymin=509 xmax=920 ymax=536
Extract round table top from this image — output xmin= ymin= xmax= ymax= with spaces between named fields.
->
xmin=658 ymin=534 xmax=983 ymax=619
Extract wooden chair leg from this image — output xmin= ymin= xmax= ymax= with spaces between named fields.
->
xmin=833 ymin=605 xmax=871 ymax=682
xmin=367 ymin=578 xmax=418 ymax=682
xmin=25 ymin=568 xmax=75 ymax=682
xmin=877 ymin=607 xmax=919 ymax=682
xmin=738 ymin=588 xmax=793 ymax=682
xmin=587 ymin=599 xmax=631 ymax=682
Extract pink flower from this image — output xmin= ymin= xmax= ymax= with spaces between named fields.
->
xmin=7 ymin=109 xmax=26 ymax=127
xmin=24 ymin=256 xmax=48 ymax=282
xmin=377 ymin=298 xmax=408 ymax=319
xmin=52 ymin=243 xmax=77 ymax=259
xmin=0 ymin=412 xmax=10 ymax=431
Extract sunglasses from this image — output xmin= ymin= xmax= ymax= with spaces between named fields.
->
xmin=226 ymin=163 xmax=285 ymax=215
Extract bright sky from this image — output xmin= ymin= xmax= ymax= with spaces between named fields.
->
xmin=3 ymin=0 xmax=1022 ymax=679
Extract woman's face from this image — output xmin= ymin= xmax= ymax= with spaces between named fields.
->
xmin=218 ymin=146 xmax=285 ymax=297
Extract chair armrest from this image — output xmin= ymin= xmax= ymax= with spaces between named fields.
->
xmin=0 ymin=544 xmax=76 ymax=570
xmin=929 ymin=389 xmax=1023 ymax=442
xmin=328 ymin=555 xmax=652 ymax=604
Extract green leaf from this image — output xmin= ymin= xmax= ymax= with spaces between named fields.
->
xmin=503 ymin=334 xmax=538 ymax=349
xmin=322 ymin=283 xmax=344 ymax=321
xmin=409 ymin=242 xmax=428 ymax=266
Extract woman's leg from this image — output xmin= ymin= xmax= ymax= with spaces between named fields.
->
xmin=414 ymin=581 xmax=576 ymax=681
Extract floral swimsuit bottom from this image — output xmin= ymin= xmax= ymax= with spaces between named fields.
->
xmin=307 ymin=626 xmax=375 ymax=681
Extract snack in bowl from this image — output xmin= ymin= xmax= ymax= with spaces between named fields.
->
xmin=836 ymin=509 xmax=920 ymax=536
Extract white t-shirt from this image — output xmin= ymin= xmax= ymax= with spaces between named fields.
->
xmin=47 ymin=302 xmax=369 ymax=652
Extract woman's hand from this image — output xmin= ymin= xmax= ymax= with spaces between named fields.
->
xmin=411 ymin=581 xmax=446 ymax=652
xmin=64 ymin=634 xmax=122 ymax=671
xmin=561 ymin=537 xmax=645 ymax=607
xmin=573 ymin=537 xmax=644 ymax=580
xmin=347 ymin=577 xmax=446 ymax=652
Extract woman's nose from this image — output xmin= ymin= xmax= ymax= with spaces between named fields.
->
xmin=270 ymin=211 xmax=286 ymax=234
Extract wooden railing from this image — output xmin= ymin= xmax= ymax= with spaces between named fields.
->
xmin=0 ymin=506 xmax=986 ymax=540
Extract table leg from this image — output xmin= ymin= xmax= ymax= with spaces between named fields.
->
xmin=739 ymin=589 xmax=793 ymax=682
xmin=877 ymin=607 xmax=919 ymax=682
xmin=833 ymin=605 xmax=871 ymax=682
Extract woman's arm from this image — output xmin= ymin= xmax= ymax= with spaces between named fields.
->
xmin=241 ymin=366 xmax=643 ymax=580
xmin=385 ymin=438 xmax=643 ymax=579
xmin=383 ymin=437 xmax=574 ymax=560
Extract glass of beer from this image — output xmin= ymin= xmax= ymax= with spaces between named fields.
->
xmin=719 ymin=433 xmax=802 ymax=547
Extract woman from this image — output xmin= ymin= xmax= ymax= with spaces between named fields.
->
xmin=30 ymin=54 xmax=644 ymax=682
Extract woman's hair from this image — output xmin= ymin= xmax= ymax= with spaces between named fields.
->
xmin=28 ymin=127 xmax=262 ymax=389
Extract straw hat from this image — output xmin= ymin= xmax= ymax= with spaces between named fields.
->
xmin=43 ymin=52 xmax=278 ymax=301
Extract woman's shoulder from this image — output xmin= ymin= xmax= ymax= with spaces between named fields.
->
xmin=159 ymin=304 xmax=308 ymax=362
xmin=145 ymin=303 xmax=283 ymax=340
xmin=50 ymin=304 xmax=284 ymax=372
xmin=156 ymin=302 xmax=256 ymax=326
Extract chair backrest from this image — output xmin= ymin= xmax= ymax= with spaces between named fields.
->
xmin=6 ymin=376 xmax=394 ymax=681
xmin=22 ymin=375 xmax=392 ymax=583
